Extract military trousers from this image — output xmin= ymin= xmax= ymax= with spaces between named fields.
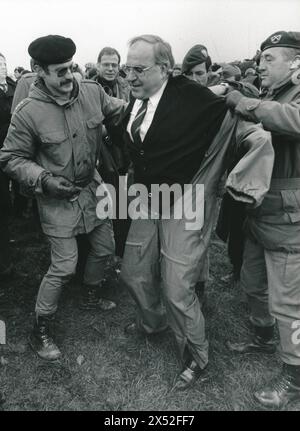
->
xmin=36 ymin=219 xmax=115 ymax=316
xmin=241 ymin=236 xmax=300 ymax=365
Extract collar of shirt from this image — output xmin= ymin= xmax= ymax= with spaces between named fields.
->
xmin=127 ymin=79 xmax=168 ymax=142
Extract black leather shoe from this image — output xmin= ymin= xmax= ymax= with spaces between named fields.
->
xmin=173 ymin=360 xmax=206 ymax=391
xmin=254 ymin=364 xmax=300 ymax=409
xmin=227 ymin=324 xmax=276 ymax=354
xmin=226 ymin=336 xmax=277 ymax=354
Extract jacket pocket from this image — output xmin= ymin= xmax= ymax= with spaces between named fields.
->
xmin=40 ymin=131 xmax=68 ymax=144
xmin=281 ymin=189 xmax=300 ymax=223
xmin=123 ymin=241 xmax=143 ymax=265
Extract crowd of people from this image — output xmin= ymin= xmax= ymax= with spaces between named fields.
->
xmin=0 ymin=29 xmax=300 ymax=410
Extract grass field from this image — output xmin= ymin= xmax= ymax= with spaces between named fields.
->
xmin=0 ymin=216 xmax=299 ymax=412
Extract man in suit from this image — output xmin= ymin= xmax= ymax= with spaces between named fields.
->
xmin=120 ymin=34 xmax=274 ymax=390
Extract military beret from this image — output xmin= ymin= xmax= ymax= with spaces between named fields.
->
xmin=182 ymin=44 xmax=212 ymax=74
xmin=221 ymin=64 xmax=241 ymax=80
xmin=28 ymin=35 xmax=76 ymax=65
xmin=260 ymin=31 xmax=300 ymax=52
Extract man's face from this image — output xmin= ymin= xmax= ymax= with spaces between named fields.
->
xmin=0 ymin=56 xmax=7 ymax=81
xmin=184 ymin=63 xmax=208 ymax=86
xmin=258 ymin=47 xmax=294 ymax=89
xmin=97 ymin=54 xmax=119 ymax=81
xmin=39 ymin=59 xmax=74 ymax=98
xmin=126 ymin=41 xmax=167 ymax=99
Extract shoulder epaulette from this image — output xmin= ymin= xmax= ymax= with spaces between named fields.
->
xmin=81 ymin=79 xmax=99 ymax=85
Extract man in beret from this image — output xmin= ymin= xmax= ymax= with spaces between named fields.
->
xmin=220 ymin=63 xmax=242 ymax=82
xmin=0 ymin=35 xmax=126 ymax=361
xmin=226 ymin=30 xmax=300 ymax=408
xmin=181 ymin=44 xmax=212 ymax=87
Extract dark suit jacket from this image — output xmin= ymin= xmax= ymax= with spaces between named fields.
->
xmin=122 ymin=75 xmax=227 ymax=190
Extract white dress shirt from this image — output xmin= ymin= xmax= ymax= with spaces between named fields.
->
xmin=127 ymin=79 xmax=168 ymax=142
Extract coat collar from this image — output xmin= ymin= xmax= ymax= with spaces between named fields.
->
xmin=122 ymin=77 xmax=178 ymax=143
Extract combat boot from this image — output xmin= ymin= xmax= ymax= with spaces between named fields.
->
xmin=254 ymin=364 xmax=300 ymax=409
xmin=80 ymin=284 xmax=116 ymax=311
xmin=29 ymin=315 xmax=61 ymax=361
xmin=226 ymin=324 xmax=277 ymax=354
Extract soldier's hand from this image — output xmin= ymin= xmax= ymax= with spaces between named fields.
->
xmin=41 ymin=174 xmax=81 ymax=199
xmin=225 ymin=90 xmax=244 ymax=111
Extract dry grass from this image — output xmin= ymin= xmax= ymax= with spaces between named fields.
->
xmin=0 ymin=217 xmax=299 ymax=411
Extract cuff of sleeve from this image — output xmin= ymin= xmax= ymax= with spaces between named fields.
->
xmin=35 ymin=170 xmax=52 ymax=195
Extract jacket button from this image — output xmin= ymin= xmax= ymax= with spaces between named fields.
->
xmin=140 ymin=150 xmax=144 ymax=155
xmin=73 ymin=133 xmax=77 ymax=138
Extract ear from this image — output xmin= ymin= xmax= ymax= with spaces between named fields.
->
xmin=33 ymin=63 xmax=45 ymax=77
xmin=160 ymin=64 xmax=169 ymax=77
xmin=290 ymin=55 xmax=300 ymax=71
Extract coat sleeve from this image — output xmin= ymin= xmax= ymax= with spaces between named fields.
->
xmin=0 ymin=108 xmax=46 ymax=194
xmin=225 ymin=120 xmax=274 ymax=207
xmin=98 ymin=85 xmax=128 ymax=127
xmin=234 ymin=95 xmax=300 ymax=138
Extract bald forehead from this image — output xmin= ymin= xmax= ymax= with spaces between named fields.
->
xmin=127 ymin=41 xmax=156 ymax=65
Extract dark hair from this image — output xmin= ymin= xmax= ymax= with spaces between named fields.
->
xmin=21 ymin=69 xmax=32 ymax=76
xmin=128 ymin=34 xmax=175 ymax=70
xmin=32 ymin=59 xmax=49 ymax=74
xmin=97 ymin=47 xmax=121 ymax=64
xmin=14 ymin=66 xmax=24 ymax=73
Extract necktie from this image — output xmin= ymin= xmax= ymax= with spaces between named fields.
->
xmin=130 ymin=98 xmax=149 ymax=145
xmin=0 ymin=83 xmax=7 ymax=93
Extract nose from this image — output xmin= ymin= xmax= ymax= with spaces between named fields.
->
xmin=258 ymin=60 xmax=265 ymax=73
xmin=65 ymin=68 xmax=73 ymax=79
xmin=126 ymin=69 xmax=136 ymax=82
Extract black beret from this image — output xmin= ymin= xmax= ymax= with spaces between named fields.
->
xmin=260 ymin=31 xmax=300 ymax=52
xmin=182 ymin=44 xmax=212 ymax=74
xmin=28 ymin=35 xmax=76 ymax=65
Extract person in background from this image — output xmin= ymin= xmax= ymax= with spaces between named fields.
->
xmin=14 ymin=66 xmax=24 ymax=81
xmin=226 ymin=30 xmax=300 ymax=409
xmin=182 ymin=44 xmax=212 ymax=87
xmin=220 ymin=63 xmax=242 ymax=82
xmin=84 ymin=62 xmax=97 ymax=79
xmin=94 ymin=47 xmax=131 ymax=258
xmin=0 ymin=53 xmax=15 ymax=281
xmin=172 ymin=63 xmax=181 ymax=77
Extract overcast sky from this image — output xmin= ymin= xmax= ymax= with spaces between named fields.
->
xmin=2 ymin=0 xmax=300 ymax=72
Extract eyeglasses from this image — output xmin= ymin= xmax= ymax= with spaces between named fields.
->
xmin=123 ymin=64 xmax=157 ymax=77
xmin=100 ymin=62 xmax=119 ymax=69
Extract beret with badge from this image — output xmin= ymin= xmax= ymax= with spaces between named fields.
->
xmin=28 ymin=35 xmax=76 ymax=65
xmin=260 ymin=30 xmax=300 ymax=52
xmin=182 ymin=44 xmax=212 ymax=74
